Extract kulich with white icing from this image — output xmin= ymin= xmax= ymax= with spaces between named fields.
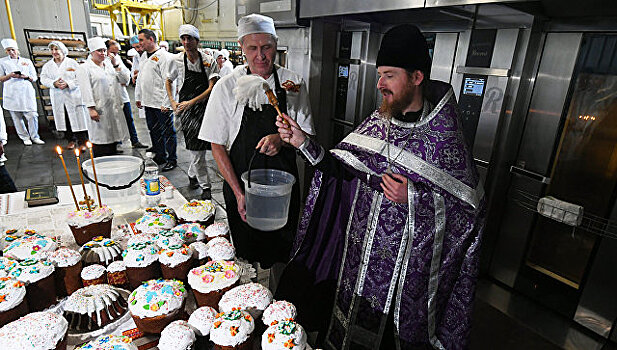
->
xmin=144 ymin=205 xmax=177 ymax=218
xmin=3 ymin=234 xmax=58 ymax=261
xmin=128 ymin=279 xmax=187 ymax=319
xmin=76 ymin=334 xmax=137 ymax=350
xmin=219 ymin=282 xmax=273 ymax=315
xmin=153 ymin=229 xmax=186 ymax=248
xmin=188 ymin=260 xmax=240 ymax=294
xmin=187 ymin=306 xmax=217 ymax=336
xmin=210 ymin=309 xmax=255 ymax=347
xmin=9 ymin=259 xmax=55 ymax=284
xmin=134 ymin=213 xmax=176 ymax=235
xmin=206 ymin=237 xmax=235 ymax=261
xmin=171 ymin=223 xmax=206 ymax=243
xmin=158 ymin=320 xmax=196 ymax=350
xmin=262 ymin=319 xmax=307 ymax=350
xmin=48 ymin=247 xmax=81 ymax=268
xmin=126 ymin=233 xmax=155 ymax=246
xmin=159 ymin=244 xmax=192 ymax=268
xmin=189 ymin=242 xmax=208 ymax=261
xmin=80 ymin=236 xmax=122 ymax=266
xmin=0 ymin=311 xmax=68 ymax=349
xmin=122 ymin=241 xmax=160 ymax=268
xmin=0 ymin=277 xmax=26 ymax=313
xmin=64 ymin=284 xmax=127 ymax=331
xmin=177 ymin=200 xmax=216 ymax=222
xmin=262 ymin=300 xmax=297 ymax=326
xmin=204 ymin=222 xmax=229 ymax=238
xmin=67 ymin=205 xmax=114 ymax=228
xmin=0 ymin=229 xmax=38 ymax=250
xmin=106 ymin=260 xmax=126 ymax=273
xmin=81 ymin=264 xmax=106 ymax=280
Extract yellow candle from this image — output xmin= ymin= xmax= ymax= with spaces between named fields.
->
xmin=86 ymin=141 xmax=102 ymax=207
xmin=56 ymin=146 xmax=79 ymax=210
xmin=74 ymin=148 xmax=92 ymax=211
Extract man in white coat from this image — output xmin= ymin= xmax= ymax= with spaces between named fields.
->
xmin=77 ymin=37 xmax=130 ymax=157
xmin=40 ymin=41 xmax=88 ymax=150
xmin=129 ymin=35 xmax=147 ymax=123
xmin=135 ymin=29 xmax=177 ymax=171
xmin=215 ymin=49 xmax=233 ymax=77
xmin=0 ymin=38 xmax=45 ymax=145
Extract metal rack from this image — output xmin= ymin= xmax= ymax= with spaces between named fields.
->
xmin=23 ymin=29 xmax=88 ymax=124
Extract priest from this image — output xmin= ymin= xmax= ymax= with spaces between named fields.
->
xmin=275 ymin=24 xmax=486 ymax=349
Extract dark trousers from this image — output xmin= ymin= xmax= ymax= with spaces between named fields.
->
xmin=0 ymin=165 xmax=17 ymax=193
xmin=123 ymin=102 xmax=140 ymax=144
xmin=144 ymin=106 xmax=176 ymax=163
xmin=64 ymin=109 xmax=87 ymax=144
xmin=92 ymin=143 xmax=117 ymax=157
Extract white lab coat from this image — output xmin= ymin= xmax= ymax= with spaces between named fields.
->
xmin=134 ymin=49 xmax=173 ymax=109
xmin=0 ymin=56 xmax=38 ymax=112
xmin=76 ymin=57 xmax=130 ymax=144
xmin=40 ymin=57 xmax=88 ymax=131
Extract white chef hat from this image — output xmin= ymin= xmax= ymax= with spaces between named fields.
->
xmin=48 ymin=41 xmax=68 ymax=55
xmin=237 ymin=14 xmax=277 ymax=40
xmin=220 ymin=48 xmax=230 ymax=59
xmin=127 ymin=48 xmax=138 ymax=57
xmin=204 ymin=48 xmax=213 ymax=56
xmin=87 ymin=37 xmax=106 ymax=52
xmin=179 ymin=24 xmax=200 ymax=40
xmin=1 ymin=38 xmax=18 ymax=50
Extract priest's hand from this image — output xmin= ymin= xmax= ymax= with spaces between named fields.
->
xmin=256 ymin=134 xmax=283 ymax=156
xmin=236 ymin=193 xmax=247 ymax=222
xmin=276 ymin=113 xmax=306 ymax=148
xmin=381 ymin=173 xmax=408 ymax=203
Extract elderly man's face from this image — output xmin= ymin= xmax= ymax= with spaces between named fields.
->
xmin=6 ymin=48 xmax=18 ymax=59
xmin=240 ymin=33 xmax=276 ymax=78
xmin=180 ymin=35 xmax=198 ymax=51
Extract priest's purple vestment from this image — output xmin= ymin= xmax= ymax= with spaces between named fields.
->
xmin=276 ymin=81 xmax=485 ymax=349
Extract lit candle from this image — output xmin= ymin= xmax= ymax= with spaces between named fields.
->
xmin=86 ymin=141 xmax=102 ymax=207
xmin=74 ymin=148 xmax=92 ymax=211
xmin=55 ymin=146 xmax=80 ymax=210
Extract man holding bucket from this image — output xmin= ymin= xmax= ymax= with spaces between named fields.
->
xmin=199 ymin=14 xmax=314 ymax=280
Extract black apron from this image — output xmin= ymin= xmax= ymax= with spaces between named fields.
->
xmin=178 ymin=53 xmax=210 ymax=151
xmin=223 ymin=67 xmax=301 ymax=269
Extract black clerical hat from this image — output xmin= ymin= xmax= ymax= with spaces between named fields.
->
xmin=376 ymin=24 xmax=431 ymax=76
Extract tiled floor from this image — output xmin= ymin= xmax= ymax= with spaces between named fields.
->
xmin=2 ymin=90 xmax=616 ymax=349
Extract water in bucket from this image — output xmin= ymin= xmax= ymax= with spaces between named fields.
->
xmin=82 ymin=156 xmax=144 ymax=214
xmin=241 ymin=169 xmax=296 ymax=231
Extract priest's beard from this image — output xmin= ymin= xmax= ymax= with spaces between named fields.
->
xmin=379 ymin=82 xmax=418 ymax=119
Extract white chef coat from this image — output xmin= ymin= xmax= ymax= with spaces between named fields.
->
xmin=166 ymin=51 xmax=219 ymax=94
xmin=76 ymin=57 xmax=130 ymax=144
xmin=135 ymin=49 xmax=173 ymax=109
xmin=218 ymin=63 xmax=233 ymax=78
xmin=0 ymin=56 xmax=38 ymax=112
xmin=199 ymin=64 xmax=315 ymax=150
xmin=40 ymin=57 xmax=88 ymax=131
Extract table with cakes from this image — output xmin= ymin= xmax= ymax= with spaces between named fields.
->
xmin=0 ymin=181 xmax=309 ymax=350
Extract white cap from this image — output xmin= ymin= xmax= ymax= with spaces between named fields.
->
xmin=237 ymin=14 xmax=277 ymax=40
xmin=1 ymin=38 xmax=18 ymax=50
xmin=179 ymin=24 xmax=200 ymax=40
xmin=159 ymin=40 xmax=169 ymax=49
xmin=87 ymin=37 xmax=106 ymax=52
xmin=127 ymin=48 xmax=138 ymax=57
xmin=204 ymin=48 xmax=213 ymax=56
xmin=220 ymin=48 xmax=230 ymax=59
xmin=48 ymin=41 xmax=68 ymax=55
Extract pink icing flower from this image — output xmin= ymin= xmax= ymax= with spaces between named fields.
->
xmin=32 ymin=245 xmax=41 ymax=251
xmin=202 ymin=275 xmax=214 ymax=283
xmin=225 ymin=270 xmax=236 ymax=279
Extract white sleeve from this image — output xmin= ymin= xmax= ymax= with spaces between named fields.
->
xmin=39 ymin=62 xmax=55 ymax=89
xmin=293 ymin=77 xmax=315 ymax=135
xmin=115 ymin=60 xmax=130 ymax=85
xmin=134 ymin=64 xmax=142 ymax=102
xmin=199 ymin=80 xmax=233 ymax=147
xmin=76 ymin=65 xmax=95 ymax=108
xmin=26 ymin=59 xmax=38 ymax=82
xmin=64 ymin=60 xmax=79 ymax=90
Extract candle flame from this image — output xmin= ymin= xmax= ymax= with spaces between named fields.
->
xmin=56 ymin=146 xmax=62 ymax=155
xmin=74 ymin=148 xmax=80 ymax=157
xmin=86 ymin=141 xmax=92 ymax=148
